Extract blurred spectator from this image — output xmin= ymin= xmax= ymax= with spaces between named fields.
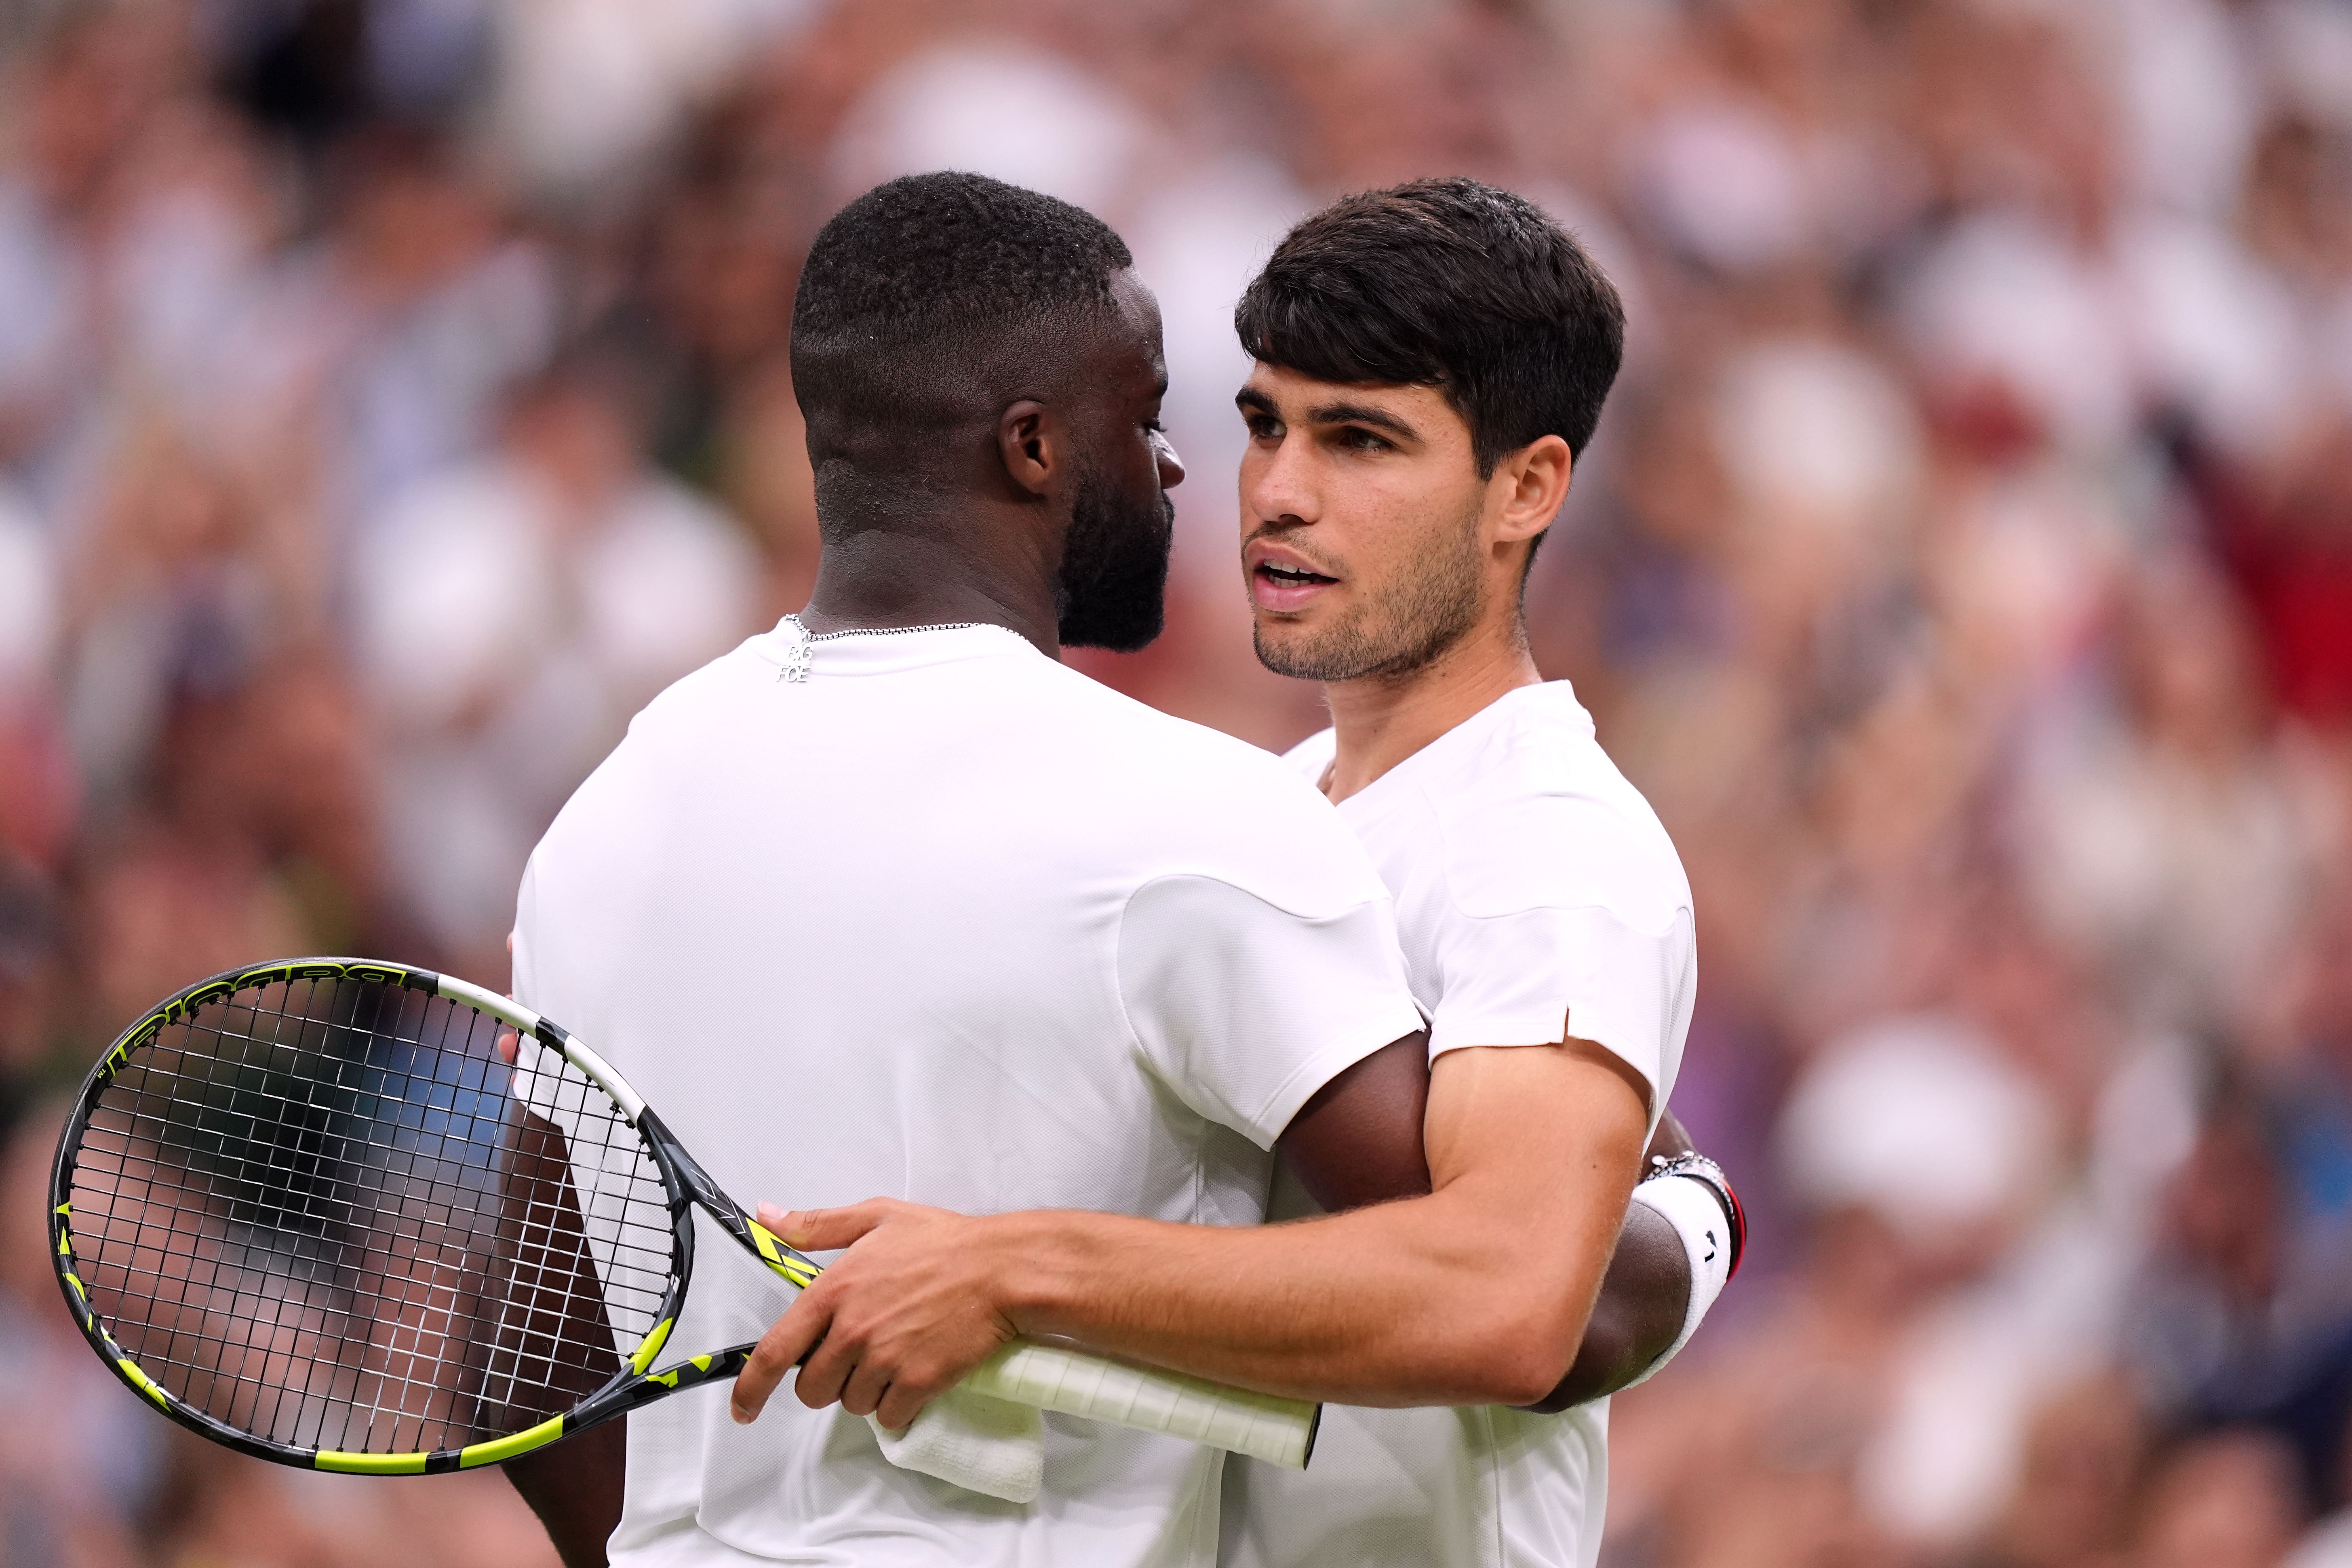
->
xmin=56 ymin=417 xmax=318 ymax=822
xmin=0 ymin=480 xmax=72 ymax=865
xmin=2128 ymin=1427 xmax=2306 ymax=1568
xmin=2017 ymin=560 xmax=2324 ymax=1038
xmin=353 ymin=339 xmax=761 ymax=971
xmin=1973 ymin=1373 xmax=2149 ymax=1568
xmin=251 ymin=124 xmax=560 ymax=533
xmin=2125 ymin=1078 xmax=2352 ymax=1513
xmin=0 ymin=1105 xmax=162 ymax=1565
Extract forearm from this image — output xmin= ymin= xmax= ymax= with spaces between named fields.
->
xmin=1523 ymin=1200 xmax=1686 ymax=1411
xmin=496 ymin=1106 xmax=628 ymax=1568
xmin=731 ymin=1041 xmax=1651 ymax=1427
xmin=989 ymin=1168 xmax=1625 ymax=1409
xmin=1528 ymin=1108 xmax=1699 ymax=1409
xmin=503 ymin=1421 xmax=624 ymax=1568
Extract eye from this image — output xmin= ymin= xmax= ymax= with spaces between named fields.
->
xmin=1144 ymin=419 xmax=1167 ymax=435
xmin=1243 ymin=412 xmax=1283 ymax=440
xmin=1336 ymin=426 xmax=1394 ymax=453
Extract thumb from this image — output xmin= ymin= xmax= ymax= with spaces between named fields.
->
xmin=758 ymin=1198 xmax=900 ymax=1252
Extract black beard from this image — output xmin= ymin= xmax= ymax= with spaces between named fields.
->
xmin=1056 ymin=463 xmax=1174 ymax=652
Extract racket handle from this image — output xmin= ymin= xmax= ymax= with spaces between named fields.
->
xmin=961 ymin=1341 xmax=1319 ymax=1469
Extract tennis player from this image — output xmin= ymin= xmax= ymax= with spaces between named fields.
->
xmin=733 ymin=178 xmax=1720 ymax=1568
xmin=500 ymin=173 xmax=1439 ymax=1568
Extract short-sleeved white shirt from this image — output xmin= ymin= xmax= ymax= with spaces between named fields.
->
xmin=511 ymin=620 xmax=1423 ymax=1568
xmin=1224 ymin=680 xmax=1697 ymax=1568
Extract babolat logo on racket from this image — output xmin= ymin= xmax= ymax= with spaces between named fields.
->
xmin=50 ymin=956 xmax=1323 ymax=1480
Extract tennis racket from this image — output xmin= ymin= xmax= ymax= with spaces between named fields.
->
xmin=51 ymin=958 xmax=1319 ymax=1477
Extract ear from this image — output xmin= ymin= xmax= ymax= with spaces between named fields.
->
xmin=997 ymin=400 xmax=1057 ymax=498
xmin=1492 ymin=434 xmax=1573 ymax=547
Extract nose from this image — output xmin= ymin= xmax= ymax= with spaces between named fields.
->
xmin=1243 ymin=429 xmax=1315 ymax=527
xmin=1153 ymin=428 xmax=1185 ymax=491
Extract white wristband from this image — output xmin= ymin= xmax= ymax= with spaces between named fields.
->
xmin=1619 ymin=1171 xmax=1734 ymax=1389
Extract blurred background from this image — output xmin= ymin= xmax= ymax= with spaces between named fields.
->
xmin=0 ymin=0 xmax=2348 ymax=1563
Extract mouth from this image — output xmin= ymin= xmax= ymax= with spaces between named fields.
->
xmin=1250 ymin=554 xmax=1339 ymax=614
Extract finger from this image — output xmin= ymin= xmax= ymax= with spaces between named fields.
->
xmin=731 ymin=1290 xmax=831 ymax=1425
xmin=841 ymin=1342 xmax=909 ymax=1421
xmin=793 ymin=1324 xmax=859 ymax=1412
xmin=496 ymin=1031 xmax=518 ymax=1065
xmin=765 ymin=1197 xmax=902 ymax=1252
xmin=874 ymin=1372 xmax=948 ymax=1435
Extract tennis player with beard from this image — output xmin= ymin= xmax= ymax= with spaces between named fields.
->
xmin=735 ymin=178 xmax=1733 ymax=1568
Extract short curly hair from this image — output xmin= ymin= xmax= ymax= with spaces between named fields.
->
xmin=791 ymin=172 xmax=1134 ymax=470
xmin=1236 ymin=177 xmax=1624 ymax=476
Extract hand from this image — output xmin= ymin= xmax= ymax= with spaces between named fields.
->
xmin=729 ymin=1198 xmax=1021 ymax=1433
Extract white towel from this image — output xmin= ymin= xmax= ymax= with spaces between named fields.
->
xmin=868 ymin=1387 xmax=1044 ymax=1505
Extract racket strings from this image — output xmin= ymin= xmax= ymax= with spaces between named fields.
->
xmin=65 ymin=976 xmax=677 ymax=1456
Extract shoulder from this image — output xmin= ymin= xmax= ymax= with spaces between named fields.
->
xmin=1032 ymin=673 xmax=1383 ymax=911
xmin=620 ymin=632 xmax=774 ymax=729
xmin=1433 ymin=685 xmax=1692 ymax=933
xmin=1041 ymin=666 xmax=1310 ymax=792
xmin=525 ymin=639 xmax=771 ymax=864
xmin=1113 ymin=691 xmax=1341 ymax=822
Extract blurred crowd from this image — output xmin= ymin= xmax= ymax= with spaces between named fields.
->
xmin=0 ymin=0 xmax=2348 ymax=1564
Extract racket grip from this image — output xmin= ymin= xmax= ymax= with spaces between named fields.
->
xmin=961 ymin=1341 xmax=1319 ymax=1469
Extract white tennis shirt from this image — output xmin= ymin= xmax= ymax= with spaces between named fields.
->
xmin=1224 ymin=680 xmax=1697 ymax=1568
xmin=510 ymin=619 xmax=1423 ymax=1568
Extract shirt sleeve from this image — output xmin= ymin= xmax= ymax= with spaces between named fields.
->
xmin=1425 ymin=793 xmax=1697 ymax=1116
xmin=1116 ymin=874 xmax=1425 ymax=1151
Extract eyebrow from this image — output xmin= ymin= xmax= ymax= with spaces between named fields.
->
xmin=1309 ymin=401 xmax=1418 ymax=438
xmin=1233 ymin=387 xmax=1421 ymax=440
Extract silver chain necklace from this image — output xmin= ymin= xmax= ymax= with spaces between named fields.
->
xmin=776 ymin=613 xmax=994 ymax=682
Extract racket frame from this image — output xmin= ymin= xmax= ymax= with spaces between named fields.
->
xmin=52 ymin=957 xmax=744 ymax=1475
xmin=52 ymin=957 xmax=1321 ymax=1478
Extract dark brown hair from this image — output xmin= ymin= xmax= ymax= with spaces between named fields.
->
xmin=1236 ymin=177 xmax=1625 ymax=476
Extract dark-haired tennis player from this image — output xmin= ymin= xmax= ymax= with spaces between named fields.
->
xmin=736 ymin=179 xmax=1724 ymax=1568
xmin=1216 ymin=177 xmax=1717 ymax=1568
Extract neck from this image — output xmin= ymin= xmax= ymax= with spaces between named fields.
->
xmin=1321 ymin=614 xmax=1541 ymax=802
xmin=801 ymin=500 xmax=1062 ymax=658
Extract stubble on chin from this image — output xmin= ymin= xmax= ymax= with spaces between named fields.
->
xmin=1252 ymin=523 xmax=1485 ymax=684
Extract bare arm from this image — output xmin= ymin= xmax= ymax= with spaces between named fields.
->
xmin=1277 ymin=1032 xmax=1433 ymax=1211
xmin=731 ymin=1030 xmax=1650 ymax=1426
xmin=1281 ymin=1055 xmax=1691 ymax=1411
xmin=504 ymin=1427 xmax=624 ymax=1568
xmin=1527 ymin=1110 xmax=1696 ymax=1411
xmin=494 ymin=1104 xmax=628 ymax=1567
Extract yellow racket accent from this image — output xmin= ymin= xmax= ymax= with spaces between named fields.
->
xmin=629 ymin=1317 xmax=676 ymax=1375
xmin=316 ymin=1450 xmax=429 ymax=1475
xmin=748 ymin=1220 xmax=820 ymax=1288
xmin=457 ymin=1416 xmax=569 ymax=1469
xmin=646 ymin=1353 xmax=717 ymax=1391
xmin=116 ymin=1358 xmax=169 ymax=1409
